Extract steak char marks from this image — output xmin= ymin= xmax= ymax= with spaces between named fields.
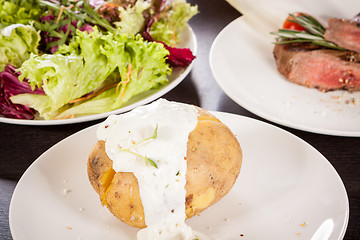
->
xmin=273 ymin=43 xmax=360 ymax=92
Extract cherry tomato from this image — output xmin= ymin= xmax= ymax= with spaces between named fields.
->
xmin=283 ymin=12 xmax=307 ymax=31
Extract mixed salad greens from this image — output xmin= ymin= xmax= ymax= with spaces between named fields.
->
xmin=0 ymin=0 xmax=197 ymax=120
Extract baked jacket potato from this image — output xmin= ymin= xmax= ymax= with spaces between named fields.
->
xmin=87 ymin=107 xmax=242 ymax=228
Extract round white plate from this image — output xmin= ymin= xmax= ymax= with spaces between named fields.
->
xmin=211 ymin=0 xmax=360 ymax=136
xmin=0 ymin=25 xmax=197 ymax=125
xmin=9 ymin=111 xmax=349 ymax=240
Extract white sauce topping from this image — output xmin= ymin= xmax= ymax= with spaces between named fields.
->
xmin=1 ymin=24 xmax=30 ymax=36
xmin=97 ymin=99 xmax=198 ymax=240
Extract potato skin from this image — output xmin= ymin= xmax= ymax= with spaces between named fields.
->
xmin=88 ymin=141 xmax=145 ymax=227
xmin=87 ymin=108 xmax=242 ymax=228
xmin=88 ymin=141 xmax=114 ymax=196
xmin=185 ymin=110 xmax=242 ymax=218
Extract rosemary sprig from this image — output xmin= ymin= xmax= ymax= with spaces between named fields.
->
xmin=270 ymin=13 xmax=347 ymax=50
xmin=291 ymin=13 xmax=325 ymax=36
xmin=119 ymin=124 xmax=159 ymax=168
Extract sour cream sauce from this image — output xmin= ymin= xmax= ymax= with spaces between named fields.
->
xmin=97 ymin=99 xmax=198 ymax=240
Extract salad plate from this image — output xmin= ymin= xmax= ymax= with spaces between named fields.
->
xmin=0 ymin=25 xmax=197 ymax=126
xmin=211 ymin=0 xmax=360 ymax=136
xmin=9 ymin=111 xmax=349 ymax=239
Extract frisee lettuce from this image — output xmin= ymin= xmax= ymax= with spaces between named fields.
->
xmin=11 ymin=28 xmax=171 ymax=120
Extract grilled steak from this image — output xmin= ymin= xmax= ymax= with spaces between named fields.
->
xmin=273 ymin=43 xmax=360 ymax=92
xmin=324 ymin=17 xmax=360 ymax=53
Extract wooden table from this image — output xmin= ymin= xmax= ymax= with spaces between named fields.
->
xmin=1 ymin=0 xmax=359 ymax=239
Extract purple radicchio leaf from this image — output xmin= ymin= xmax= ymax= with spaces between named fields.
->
xmin=162 ymin=44 xmax=196 ymax=68
xmin=0 ymin=65 xmax=45 ymax=120
xmin=142 ymin=18 xmax=195 ymax=68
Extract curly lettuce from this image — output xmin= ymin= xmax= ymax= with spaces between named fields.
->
xmin=11 ymin=28 xmax=171 ymax=120
xmin=54 ymin=34 xmax=171 ymax=118
xmin=0 ymin=0 xmax=43 ymax=28
xmin=114 ymin=0 xmax=151 ymax=35
xmin=111 ymin=0 xmax=198 ymax=46
xmin=0 ymin=24 xmax=40 ymax=72
xmin=149 ymin=0 xmax=198 ymax=46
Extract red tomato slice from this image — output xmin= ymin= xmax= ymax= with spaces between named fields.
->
xmin=283 ymin=12 xmax=307 ymax=31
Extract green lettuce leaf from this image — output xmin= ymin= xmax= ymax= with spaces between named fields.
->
xmin=11 ymin=28 xmax=171 ymax=120
xmin=114 ymin=0 xmax=151 ymax=35
xmin=0 ymin=24 xmax=40 ymax=72
xmin=54 ymin=34 xmax=171 ymax=118
xmin=150 ymin=0 xmax=198 ymax=46
xmin=0 ymin=0 xmax=43 ymax=28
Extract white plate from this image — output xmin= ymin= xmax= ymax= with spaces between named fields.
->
xmin=211 ymin=0 xmax=360 ymax=136
xmin=0 ymin=25 xmax=197 ymax=125
xmin=9 ymin=111 xmax=349 ymax=240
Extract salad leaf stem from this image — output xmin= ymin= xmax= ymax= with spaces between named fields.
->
xmin=36 ymin=0 xmax=115 ymax=38
xmin=80 ymin=0 xmax=116 ymax=32
xmin=33 ymin=0 xmax=117 ymax=52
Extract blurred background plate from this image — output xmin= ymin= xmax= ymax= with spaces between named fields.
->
xmin=211 ymin=0 xmax=360 ymax=136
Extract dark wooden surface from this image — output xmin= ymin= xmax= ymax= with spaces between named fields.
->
xmin=1 ymin=0 xmax=359 ymax=239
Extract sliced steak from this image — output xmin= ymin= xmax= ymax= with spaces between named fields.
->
xmin=273 ymin=43 xmax=360 ymax=92
xmin=324 ymin=17 xmax=360 ymax=53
